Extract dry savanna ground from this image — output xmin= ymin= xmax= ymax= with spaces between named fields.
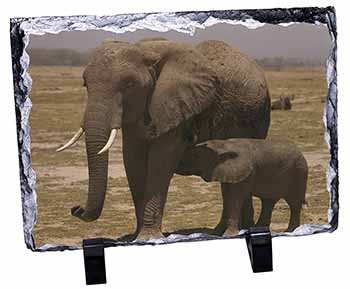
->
xmin=28 ymin=65 xmax=330 ymax=247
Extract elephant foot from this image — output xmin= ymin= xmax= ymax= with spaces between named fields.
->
xmin=222 ymin=227 xmax=240 ymax=237
xmin=286 ymin=225 xmax=298 ymax=232
xmin=135 ymin=227 xmax=165 ymax=241
xmin=116 ymin=233 xmax=137 ymax=243
xmin=213 ymin=221 xmax=226 ymax=236
xmin=71 ymin=205 xmax=100 ymax=222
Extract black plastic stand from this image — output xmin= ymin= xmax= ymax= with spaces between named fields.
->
xmin=83 ymin=238 xmax=107 ymax=285
xmin=81 ymin=229 xmax=272 ymax=284
xmin=245 ymin=227 xmax=273 ymax=273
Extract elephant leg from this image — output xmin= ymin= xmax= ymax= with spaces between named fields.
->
xmin=220 ymin=183 xmax=248 ymax=237
xmin=255 ymin=198 xmax=278 ymax=228
xmin=122 ymin=132 xmax=149 ymax=237
xmin=286 ymin=200 xmax=302 ymax=232
xmin=136 ymin=128 xmax=187 ymax=240
xmin=240 ymin=197 xmax=254 ymax=229
xmin=286 ymin=167 xmax=307 ymax=232
xmin=214 ymin=182 xmax=240 ymax=235
xmin=214 ymin=209 xmax=227 ymax=236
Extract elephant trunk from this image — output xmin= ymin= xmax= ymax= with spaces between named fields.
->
xmin=72 ymin=101 xmax=115 ymax=222
xmin=84 ymin=126 xmax=109 ymax=221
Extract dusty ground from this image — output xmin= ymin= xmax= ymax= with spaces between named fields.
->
xmin=28 ymin=66 xmax=330 ymax=247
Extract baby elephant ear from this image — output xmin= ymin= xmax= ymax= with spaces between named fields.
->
xmin=202 ymin=144 xmax=254 ymax=184
xmin=146 ymin=45 xmax=218 ymax=139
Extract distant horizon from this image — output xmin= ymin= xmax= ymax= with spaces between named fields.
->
xmin=26 ymin=47 xmax=327 ymax=62
xmin=28 ymin=23 xmax=331 ymax=62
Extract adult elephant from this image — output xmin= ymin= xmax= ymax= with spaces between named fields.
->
xmin=57 ymin=38 xmax=271 ymax=240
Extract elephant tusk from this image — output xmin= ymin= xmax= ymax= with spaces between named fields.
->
xmin=97 ymin=129 xmax=118 ymax=155
xmin=56 ymin=128 xmax=84 ymax=152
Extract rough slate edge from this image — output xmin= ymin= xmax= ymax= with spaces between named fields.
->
xmin=9 ymin=6 xmax=338 ymax=252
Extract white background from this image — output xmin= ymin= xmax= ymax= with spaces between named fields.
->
xmin=1 ymin=0 xmax=349 ymax=288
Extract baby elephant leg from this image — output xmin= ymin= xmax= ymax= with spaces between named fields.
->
xmin=286 ymin=166 xmax=307 ymax=232
xmin=220 ymin=183 xmax=249 ymax=237
xmin=286 ymin=200 xmax=302 ymax=232
xmin=240 ymin=197 xmax=254 ymax=229
xmin=215 ymin=196 xmax=253 ymax=235
xmin=256 ymin=198 xmax=278 ymax=228
xmin=214 ymin=210 xmax=227 ymax=236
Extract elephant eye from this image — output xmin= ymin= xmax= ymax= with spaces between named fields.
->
xmin=119 ymin=70 xmax=141 ymax=91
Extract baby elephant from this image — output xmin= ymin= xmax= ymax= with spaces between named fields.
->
xmin=176 ymin=138 xmax=308 ymax=236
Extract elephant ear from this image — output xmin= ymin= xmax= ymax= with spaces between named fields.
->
xmin=201 ymin=141 xmax=255 ymax=184
xmin=146 ymin=45 xmax=219 ymax=138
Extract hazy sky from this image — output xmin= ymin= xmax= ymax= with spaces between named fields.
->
xmin=28 ymin=23 xmax=331 ymax=60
